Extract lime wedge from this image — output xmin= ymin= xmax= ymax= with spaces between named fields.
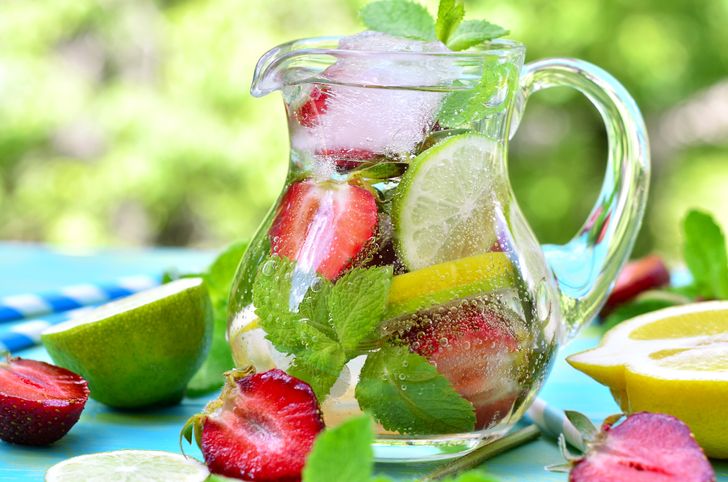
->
xmin=41 ymin=278 xmax=213 ymax=408
xmin=393 ymin=133 xmax=503 ymax=270
xmin=45 ymin=450 xmax=209 ymax=482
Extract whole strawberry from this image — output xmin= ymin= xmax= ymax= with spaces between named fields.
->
xmin=183 ymin=368 xmax=325 ymax=482
xmin=554 ymin=412 xmax=715 ymax=482
xmin=0 ymin=356 xmax=89 ymax=445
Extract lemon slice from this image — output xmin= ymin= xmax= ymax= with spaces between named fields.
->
xmin=45 ymin=450 xmax=209 ymax=482
xmin=385 ymin=252 xmax=516 ymax=319
xmin=567 ymin=301 xmax=728 ymax=458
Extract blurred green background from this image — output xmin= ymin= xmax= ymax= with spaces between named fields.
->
xmin=1 ymin=0 xmax=727 ymax=261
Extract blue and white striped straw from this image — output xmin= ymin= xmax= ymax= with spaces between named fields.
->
xmin=0 ymin=276 xmax=158 ymax=323
xmin=526 ymin=397 xmax=586 ymax=451
xmin=0 ymin=307 xmax=96 ymax=354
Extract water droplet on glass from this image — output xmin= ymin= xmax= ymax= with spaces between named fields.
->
xmin=261 ymin=260 xmax=276 ymax=276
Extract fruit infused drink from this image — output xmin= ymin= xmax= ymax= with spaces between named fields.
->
xmin=230 ymin=4 xmax=651 ymax=458
xmin=229 ymin=32 xmax=561 ymax=461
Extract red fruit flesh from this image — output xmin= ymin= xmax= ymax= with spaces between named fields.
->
xmin=201 ymin=369 xmax=325 ymax=482
xmin=405 ymin=306 xmax=520 ymax=429
xmin=0 ymin=357 xmax=89 ymax=445
xmin=602 ymin=255 xmax=671 ymax=315
xmin=570 ymin=412 xmax=715 ymax=482
xmin=295 ymin=85 xmax=329 ymax=127
xmin=317 ymin=148 xmax=377 ymax=172
xmin=269 ymin=180 xmax=378 ymax=280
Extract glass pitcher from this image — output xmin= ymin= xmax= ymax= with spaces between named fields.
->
xmin=228 ymin=33 xmax=649 ymax=462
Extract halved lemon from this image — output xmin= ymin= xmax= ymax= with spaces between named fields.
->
xmin=568 ymin=301 xmax=728 ymax=458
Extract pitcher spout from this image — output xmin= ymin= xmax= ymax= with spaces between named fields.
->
xmin=250 ymin=37 xmax=341 ymax=97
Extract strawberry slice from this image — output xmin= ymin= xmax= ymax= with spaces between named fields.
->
xmin=0 ymin=357 xmax=89 ymax=445
xmin=602 ymin=255 xmax=671 ymax=315
xmin=404 ymin=305 xmax=520 ymax=429
xmin=294 ymin=85 xmax=329 ymax=127
xmin=568 ymin=412 xmax=715 ymax=482
xmin=269 ymin=180 xmax=378 ymax=280
xmin=197 ymin=369 xmax=324 ymax=482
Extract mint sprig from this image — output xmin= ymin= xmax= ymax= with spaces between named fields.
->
xmin=355 ymin=345 xmax=476 ymax=435
xmin=683 ymin=209 xmax=728 ymax=300
xmin=302 ymin=414 xmax=503 ymax=482
xmin=360 ymin=0 xmax=436 ymax=41
xmin=252 ymin=255 xmax=392 ymax=398
xmin=360 ymin=0 xmax=507 ymax=50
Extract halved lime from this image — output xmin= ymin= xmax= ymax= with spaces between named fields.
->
xmin=45 ymin=450 xmax=209 ymax=482
xmin=393 ymin=133 xmax=503 ymax=270
xmin=41 ymin=278 xmax=213 ymax=408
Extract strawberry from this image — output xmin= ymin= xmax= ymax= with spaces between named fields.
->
xmin=183 ymin=368 xmax=324 ymax=482
xmin=558 ymin=412 xmax=715 ymax=482
xmin=269 ymin=180 xmax=378 ymax=280
xmin=294 ymin=85 xmax=329 ymax=127
xmin=0 ymin=357 xmax=89 ymax=446
xmin=317 ymin=148 xmax=377 ymax=173
xmin=403 ymin=305 xmax=520 ymax=429
xmin=602 ymin=255 xmax=671 ymax=315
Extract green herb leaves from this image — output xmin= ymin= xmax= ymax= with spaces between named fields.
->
xmin=252 ymin=255 xmax=477 ymax=435
xmin=438 ymin=60 xmax=516 ymax=128
xmin=302 ymin=414 xmax=497 ymax=482
xmin=302 ymin=415 xmax=373 ymax=482
xmin=356 ymin=345 xmax=476 ymax=435
xmin=446 ymin=20 xmax=509 ymax=51
xmin=435 ymin=0 xmax=465 ymax=44
xmin=360 ymin=0 xmax=507 ymax=49
xmin=360 ymin=0 xmax=436 ymax=41
xmin=683 ymin=209 xmax=728 ymax=300
xmin=252 ymin=255 xmax=393 ymax=399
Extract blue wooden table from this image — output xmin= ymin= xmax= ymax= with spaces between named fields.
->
xmin=0 ymin=243 xmax=726 ymax=481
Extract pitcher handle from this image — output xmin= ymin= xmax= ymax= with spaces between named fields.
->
xmin=517 ymin=58 xmax=650 ymax=339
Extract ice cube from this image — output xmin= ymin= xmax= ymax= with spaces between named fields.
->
xmin=290 ymin=31 xmax=459 ymax=158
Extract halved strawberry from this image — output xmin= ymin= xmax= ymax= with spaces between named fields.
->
xmin=186 ymin=368 xmax=325 ymax=482
xmin=602 ymin=255 xmax=671 ymax=315
xmin=269 ymin=180 xmax=378 ymax=280
xmin=564 ymin=412 xmax=715 ymax=482
xmin=0 ymin=357 xmax=89 ymax=445
xmin=403 ymin=305 xmax=520 ymax=429
xmin=294 ymin=85 xmax=329 ymax=127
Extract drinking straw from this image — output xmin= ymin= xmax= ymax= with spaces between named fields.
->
xmin=525 ymin=397 xmax=586 ymax=451
xmin=0 ymin=276 xmax=157 ymax=323
xmin=0 ymin=307 xmax=95 ymax=354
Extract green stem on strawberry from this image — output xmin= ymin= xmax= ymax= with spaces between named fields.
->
xmin=420 ymin=424 xmax=541 ymax=481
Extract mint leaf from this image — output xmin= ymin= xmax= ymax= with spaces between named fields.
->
xmin=446 ymin=19 xmax=508 ymax=51
xmin=683 ymin=210 xmax=728 ymax=299
xmin=303 ymin=415 xmax=373 ymax=482
xmin=360 ymin=0 xmax=436 ymax=41
xmin=253 ymin=256 xmax=311 ymax=353
xmin=601 ymin=296 xmax=679 ymax=330
xmin=438 ymin=60 xmax=516 ymax=128
xmin=436 ymin=0 xmax=465 ymax=44
xmin=288 ymin=324 xmax=347 ymax=398
xmin=187 ymin=241 xmax=248 ymax=396
xmin=329 ymin=266 xmax=392 ymax=357
xmin=355 ymin=345 xmax=475 ymax=435
xmin=443 ymin=473 xmax=500 ymax=482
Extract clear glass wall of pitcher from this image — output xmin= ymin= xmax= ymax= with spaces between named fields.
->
xmin=227 ymin=34 xmax=650 ymax=462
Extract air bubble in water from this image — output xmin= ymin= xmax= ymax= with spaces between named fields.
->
xmin=261 ymin=260 xmax=276 ymax=276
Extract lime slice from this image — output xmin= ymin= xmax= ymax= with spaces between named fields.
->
xmin=45 ymin=450 xmax=209 ymax=482
xmin=41 ymin=278 xmax=213 ymax=408
xmin=567 ymin=301 xmax=728 ymax=458
xmin=385 ymin=252 xmax=516 ymax=319
xmin=393 ymin=133 xmax=502 ymax=270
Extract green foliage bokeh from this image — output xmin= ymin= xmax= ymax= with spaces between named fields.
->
xmin=1 ymin=0 xmax=727 ymax=259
